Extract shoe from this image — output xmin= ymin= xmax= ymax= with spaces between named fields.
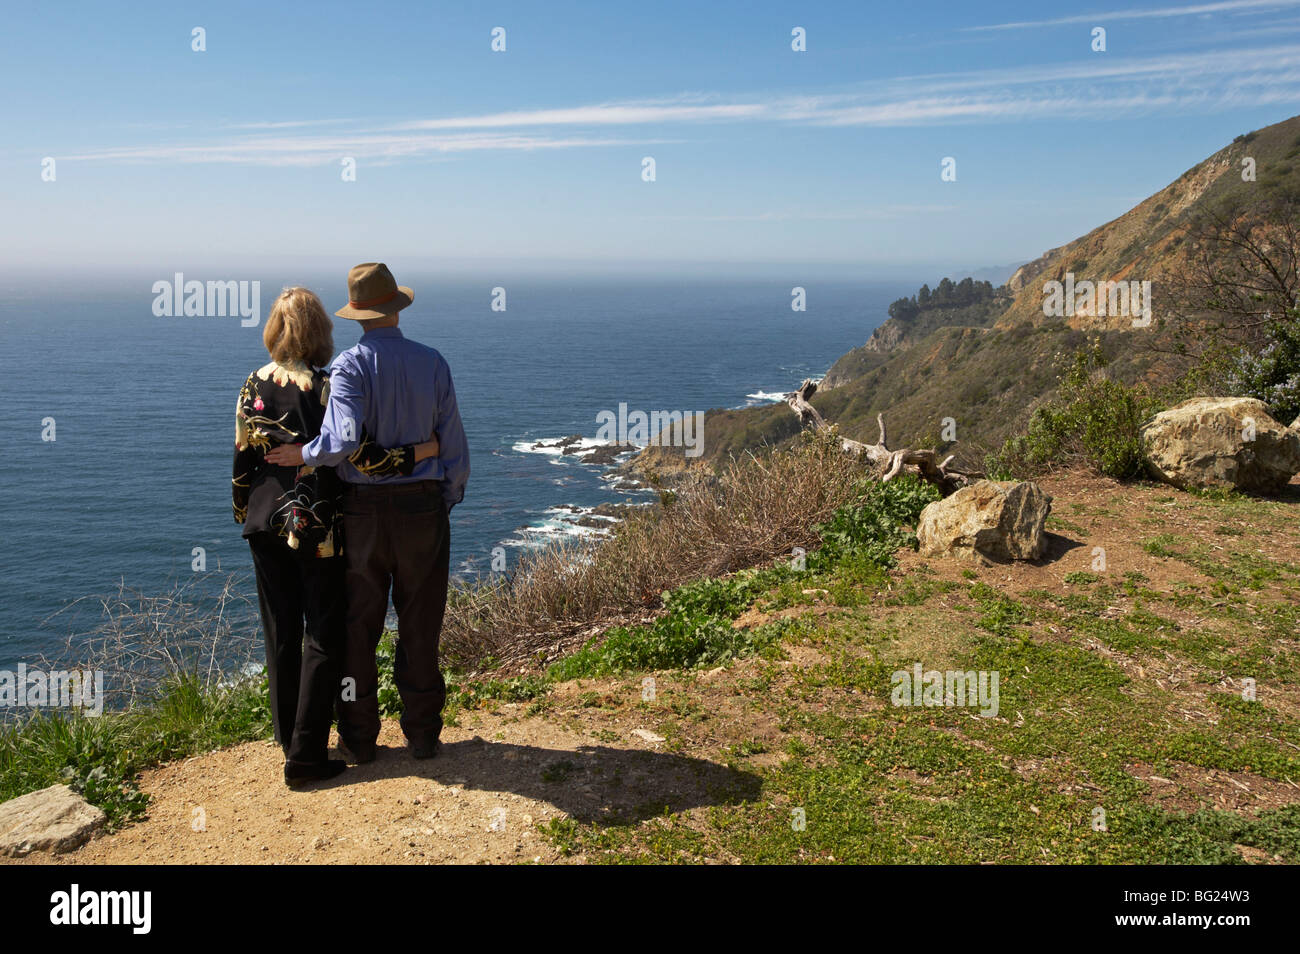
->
xmin=284 ymin=759 xmax=347 ymax=787
xmin=337 ymin=739 xmax=377 ymax=764
xmin=410 ymin=738 xmax=442 ymax=759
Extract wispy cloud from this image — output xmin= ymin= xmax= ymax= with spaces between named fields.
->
xmin=221 ymin=118 xmax=355 ymax=131
xmin=964 ymin=0 xmax=1300 ymax=32
xmin=802 ymin=44 xmax=1300 ymax=124
xmin=63 ymin=132 xmax=662 ymax=167
xmin=396 ymin=99 xmax=768 ymax=130
xmin=1168 ymin=14 xmax=1300 ymax=42
xmin=399 ymin=45 xmax=1300 ymax=128
xmin=60 ymin=42 xmax=1300 ymax=165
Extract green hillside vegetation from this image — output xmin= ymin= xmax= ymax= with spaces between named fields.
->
xmin=644 ymin=316 xmax=1173 ymax=474
xmin=809 ymin=325 xmax=1167 ymax=466
xmin=535 ymin=475 xmax=1300 ymax=863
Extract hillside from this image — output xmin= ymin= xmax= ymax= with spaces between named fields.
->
xmin=821 ymin=278 xmax=1008 ymax=388
xmin=635 ymin=113 xmax=1300 ymax=473
xmin=19 ymin=473 xmax=1300 ymax=864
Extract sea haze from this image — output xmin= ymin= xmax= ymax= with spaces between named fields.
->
xmin=0 ymin=272 xmax=903 ymax=661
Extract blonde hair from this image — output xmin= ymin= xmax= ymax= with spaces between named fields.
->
xmin=263 ymin=287 xmax=334 ymax=367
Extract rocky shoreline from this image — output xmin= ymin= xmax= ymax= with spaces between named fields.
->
xmin=509 ymin=436 xmax=655 ymax=544
xmin=511 ymin=381 xmax=800 ymax=543
xmin=522 ymin=434 xmax=638 ymax=467
xmin=547 ymin=501 xmax=645 ymax=529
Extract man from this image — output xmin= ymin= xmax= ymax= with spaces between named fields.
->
xmin=268 ymin=262 xmax=469 ymax=761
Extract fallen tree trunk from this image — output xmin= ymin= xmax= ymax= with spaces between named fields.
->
xmin=785 ymin=378 xmax=979 ymax=495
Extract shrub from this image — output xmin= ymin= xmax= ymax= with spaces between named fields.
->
xmin=1221 ymin=307 xmax=1300 ymax=424
xmin=986 ymin=345 xmax=1158 ymax=480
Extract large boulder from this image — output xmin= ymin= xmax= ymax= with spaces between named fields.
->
xmin=917 ymin=480 xmax=1053 ymax=563
xmin=0 ymin=784 xmax=107 ymax=857
xmin=1141 ymin=397 xmax=1300 ymax=494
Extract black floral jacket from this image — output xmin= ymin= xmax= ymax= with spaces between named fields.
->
xmin=232 ymin=360 xmax=416 ymax=557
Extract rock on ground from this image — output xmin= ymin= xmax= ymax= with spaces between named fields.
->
xmin=0 ymin=784 xmax=107 ymax=857
xmin=1141 ymin=397 xmax=1300 ymax=495
xmin=917 ymin=480 xmax=1052 ymax=563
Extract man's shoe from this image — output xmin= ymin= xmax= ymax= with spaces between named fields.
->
xmin=284 ymin=759 xmax=347 ymax=787
xmin=410 ymin=738 xmax=442 ymax=760
xmin=337 ymin=740 xmax=376 ymax=764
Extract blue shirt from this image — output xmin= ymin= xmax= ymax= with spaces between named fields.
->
xmin=301 ymin=326 xmax=469 ymax=508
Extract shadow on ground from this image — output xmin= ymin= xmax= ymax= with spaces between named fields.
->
xmin=324 ymin=738 xmax=763 ymax=825
xmin=1031 ymin=531 xmax=1086 ymax=565
xmin=969 ymin=532 xmax=1084 ymax=567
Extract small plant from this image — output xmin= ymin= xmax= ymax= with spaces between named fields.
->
xmin=658 ymin=566 xmax=796 ymax=621
xmin=969 ymin=583 xmax=1033 ymax=638
xmin=1143 ymin=534 xmax=1181 ymax=558
xmin=1188 ymin=485 xmax=1245 ymax=502
xmin=62 ymin=763 xmax=148 ymax=825
xmin=375 ymin=632 xmax=402 ymax=716
xmin=447 ymin=672 xmax=550 ymax=711
xmin=811 ymin=475 xmax=942 ymax=570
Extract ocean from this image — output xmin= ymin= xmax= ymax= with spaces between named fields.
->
xmin=0 ymin=273 xmax=901 ymax=664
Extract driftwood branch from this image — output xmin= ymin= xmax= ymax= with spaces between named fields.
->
xmin=785 ymin=379 xmax=978 ymax=495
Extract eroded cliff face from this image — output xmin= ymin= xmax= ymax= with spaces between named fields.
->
xmin=863 ymin=319 xmax=906 ymax=354
xmin=994 ymin=144 xmax=1250 ymax=332
xmin=820 ymin=325 xmax=898 ymax=390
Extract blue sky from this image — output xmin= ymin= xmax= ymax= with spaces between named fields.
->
xmin=4 ymin=0 xmax=1300 ymax=277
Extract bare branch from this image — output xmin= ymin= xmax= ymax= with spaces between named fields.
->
xmin=783 ymin=380 xmax=979 ymax=494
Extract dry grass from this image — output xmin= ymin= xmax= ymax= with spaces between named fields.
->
xmin=37 ymin=573 xmax=261 ymax=708
xmin=441 ymin=431 xmax=867 ymax=666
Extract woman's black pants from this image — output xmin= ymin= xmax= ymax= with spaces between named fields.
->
xmin=247 ymin=532 xmax=346 ymax=764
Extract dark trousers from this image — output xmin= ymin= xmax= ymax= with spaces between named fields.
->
xmin=338 ymin=481 xmax=450 ymax=751
xmin=247 ymin=532 xmax=346 ymax=764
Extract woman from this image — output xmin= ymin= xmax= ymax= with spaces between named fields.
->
xmin=232 ymin=287 xmax=438 ymax=786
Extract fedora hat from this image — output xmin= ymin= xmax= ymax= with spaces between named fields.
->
xmin=335 ymin=262 xmax=414 ymax=320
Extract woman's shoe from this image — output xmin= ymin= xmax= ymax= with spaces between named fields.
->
xmin=284 ymin=758 xmax=348 ymax=787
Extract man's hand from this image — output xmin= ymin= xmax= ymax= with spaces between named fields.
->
xmin=414 ymin=435 xmax=440 ymax=462
xmin=265 ymin=443 xmax=305 ymax=467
